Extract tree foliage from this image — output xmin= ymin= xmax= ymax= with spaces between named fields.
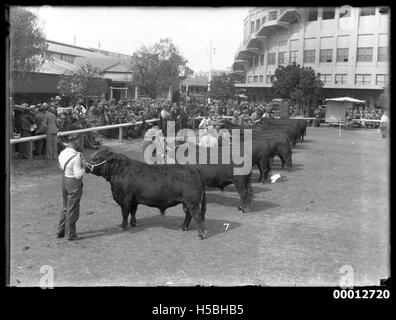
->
xmin=57 ymin=63 xmax=108 ymax=104
xmin=270 ymin=63 xmax=323 ymax=110
xmin=130 ymin=38 xmax=187 ymax=99
xmin=209 ymin=73 xmax=237 ymax=102
xmin=377 ymin=84 xmax=389 ymax=109
xmin=9 ymin=6 xmax=52 ymax=80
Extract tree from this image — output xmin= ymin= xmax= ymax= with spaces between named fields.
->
xmin=377 ymin=84 xmax=389 ymax=110
xmin=270 ymin=63 xmax=323 ymax=113
xmin=130 ymin=38 xmax=187 ymax=99
xmin=209 ymin=73 xmax=237 ymax=102
xmin=9 ymin=7 xmax=52 ymax=80
xmin=57 ymin=63 xmax=108 ymax=105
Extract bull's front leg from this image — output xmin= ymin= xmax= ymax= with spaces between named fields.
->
xmin=234 ymin=179 xmax=249 ymax=214
xmin=259 ymin=158 xmax=271 ymax=184
xmin=278 ymin=154 xmax=285 ymax=169
xmin=129 ymin=205 xmax=137 ymax=227
xmin=120 ymin=206 xmax=129 ymax=230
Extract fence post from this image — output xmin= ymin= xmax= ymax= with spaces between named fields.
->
xmin=119 ymin=127 xmax=123 ymax=143
xmin=80 ymin=134 xmax=84 ymax=151
xmin=28 ymin=141 xmax=33 ymax=161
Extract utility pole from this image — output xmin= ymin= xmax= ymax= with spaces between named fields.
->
xmin=207 ymin=41 xmax=215 ymax=104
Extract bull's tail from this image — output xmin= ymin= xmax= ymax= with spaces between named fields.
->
xmin=247 ymin=172 xmax=254 ymax=202
xmin=201 ymin=184 xmax=207 ymax=215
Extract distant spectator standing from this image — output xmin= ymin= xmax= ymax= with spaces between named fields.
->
xmin=42 ymin=103 xmax=59 ymax=160
xmin=380 ymin=111 xmax=389 ymax=138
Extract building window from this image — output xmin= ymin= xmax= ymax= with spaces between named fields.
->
xmin=335 ymin=74 xmax=347 ymax=84
xmin=269 ymin=11 xmax=278 ymax=21
xmin=376 ymin=74 xmax=388 ymax=86
xmin=256 ymin=19 xmax=260 ymax=31
xmin=360 ymin=7 xmax=376 ymax=16
xmin=251 ymin=21 xmax=255 ymax=33
xmin=303 ymin=50 xmax=315 ymax=63
xmin=254 ymin=75 xmax=259 ymax=83
xmin=339 ymin=6 xmax=351 ymax=18
xmin=266 ymin=75 xmax=272 ymax=83
xmin=336 ymin=48 xmax=349 ymax=62
xmin=289 ymin=51 xmax=298 ymax=63
xmin=259 ymin=75 xmax=264 ymax=83
xmin=319 ymin=74 xmax=332 ymax=84
xmin=378 ymin=47 xmax=388 ymax=62
xmin=248 ymin=58 xmax=253 ymax=68
xmin=355 ymin=74 xmax=371 ymax=85
xmin=307 ymin=9 xmax=318 ymax=21
xmin=268 ymin=52 xmax=276 ymax=65
xmin=322 ymin=8 xmax=335 ymax=20
xmin=262 ymin=16 xmax=266 ymax=24
xmin=278 ymin=52 xmax=286 ymax=65
xmin=248 ymin=76 xmax=252 ymax=83
xmin=320 ymin=49 xmax=333 ymax=62
xmin=259 ymin=54 xmax=264 ymax=65
xmin=379 ymin=7 xmax=389 ymax=14
xmin=357 ymin=47 xmax=373 ymax=62
xmin=62 ymin=54 xmax=75 ymax=63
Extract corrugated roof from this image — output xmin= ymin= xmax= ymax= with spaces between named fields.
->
xmin=47 ymin=41 xmax=109 ymax=58
xmin=38 ymin=58 xmax=79 ymax=74
xmin=73 ymin=56 xmax=119 ymax=70
xmin=105 ymin=63 xmax=130 ymax=72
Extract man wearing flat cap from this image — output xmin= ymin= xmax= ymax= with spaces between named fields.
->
xmin=42 ymin=103 xmax=59 ymax=160
xmin=57 ymin=133 xmax=86 ymax=240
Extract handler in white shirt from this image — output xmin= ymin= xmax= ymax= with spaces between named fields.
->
xmin=198 ymin=126 xmax=218 ymax=148
xmin=57 ymin=134 xmax=86 ymax=240
xmin=198 ymin=114 xmax=212 ymax=129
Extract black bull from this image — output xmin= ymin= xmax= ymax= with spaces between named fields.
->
xmin=166 ymin=144 xmax=253 ymax=213
xmin=86 ymin=147 xmax=207 ymax=239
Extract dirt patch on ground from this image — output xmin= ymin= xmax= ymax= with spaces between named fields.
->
xmin=9 ymin=127 xmax=389 ymax=286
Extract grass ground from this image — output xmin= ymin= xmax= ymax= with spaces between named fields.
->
xmin=9 ymin=127 xmax=389 ymax=286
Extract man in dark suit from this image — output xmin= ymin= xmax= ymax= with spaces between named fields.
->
xmin=42 ymin=103 xmax=59 ymax=160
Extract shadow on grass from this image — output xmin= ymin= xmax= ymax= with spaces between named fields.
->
xmin=293 ymin=144 xmax=309 ymax=149
xmin=206 ymin=193 xmax=279 ymax=213
xmin=300 ymin=139 xmax=314 ymax=143
xmin=78 ymin=214 xmax=241 ymax=240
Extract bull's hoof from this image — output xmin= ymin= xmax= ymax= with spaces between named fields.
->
xmin=130 ymin=222 xmax=136 ymax=227
xmin=179 ymin=226 xmax=188 ymax=231
xmin=119 ymin=224 xmax=127 ymax=231
xmin=242 ymin=208 xmax=249 ymax=214
xmin=196 ymin=231 xmax=207 ymax=240
xmin=160 ymin=211 xmax=165 ymax=216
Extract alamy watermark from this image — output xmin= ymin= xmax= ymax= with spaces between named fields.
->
xmin=39 ymin=265 xmax=54 ymax=289
xmin=143 ymin=121 xmax=252 ymax=175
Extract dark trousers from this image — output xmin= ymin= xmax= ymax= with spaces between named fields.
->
xmin=58 ymin=177 xmax=83 ymax=239
xmin=46 ymin=133 xmax=58 ymax=160
xmin=35 ymin=139 xmax=44 ymax=155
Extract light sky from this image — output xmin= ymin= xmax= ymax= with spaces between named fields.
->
xmin=28 ymin=6 xmax=249 ymax=72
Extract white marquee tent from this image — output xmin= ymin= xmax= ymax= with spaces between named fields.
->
xmin=324 ymin=97 xmax=366 ymax=123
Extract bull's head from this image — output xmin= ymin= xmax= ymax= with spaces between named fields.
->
xmin=85 ymin=147 xmax=112 ymax=176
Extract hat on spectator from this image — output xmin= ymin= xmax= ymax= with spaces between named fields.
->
xmin=55 ymin=96 xmax=62 ymax=101
xmin=29 ymin=105 xmax=36 ymax=109
xmin=67 ymin=133 xmax=80 ymax=142
xmin=41 ymin=103 xmax=49 ymax=109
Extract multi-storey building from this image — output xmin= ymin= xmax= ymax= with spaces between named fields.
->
xmin=231 ymin=6 xmax=389 ymax=107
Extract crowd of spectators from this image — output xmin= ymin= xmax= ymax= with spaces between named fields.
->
xmin=11 ymin=95 xmax=386 ymax=159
